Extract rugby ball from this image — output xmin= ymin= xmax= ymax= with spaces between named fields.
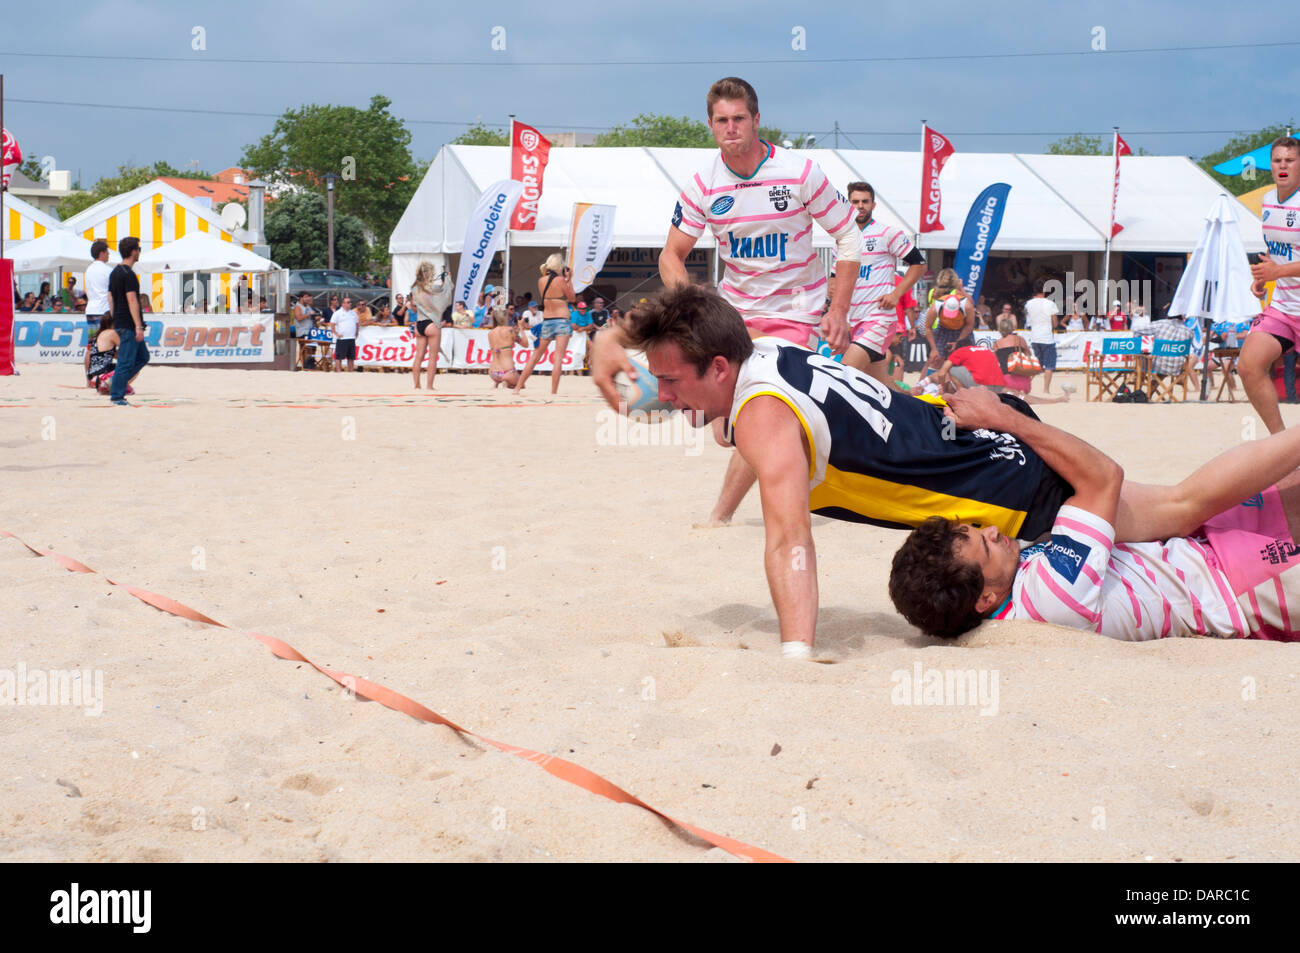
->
xmin=615 ymin=358 xmax=675 ymax=415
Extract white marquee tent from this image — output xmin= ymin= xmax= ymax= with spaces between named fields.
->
xmin=390 ymin=145 xmax=1266 ymax=299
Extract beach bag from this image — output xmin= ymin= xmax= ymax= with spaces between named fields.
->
xmin=1005 ymin=349 xmax=1042 ymax=377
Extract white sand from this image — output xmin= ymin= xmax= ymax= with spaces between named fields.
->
xmin=2 ymin=363 xmax=1299 ymax=862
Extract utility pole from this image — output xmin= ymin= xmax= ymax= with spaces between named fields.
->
xmin=834 ymin=121 xmax=839 ymax=149
xmin=326 ymin=172 xmax=336 ymax=269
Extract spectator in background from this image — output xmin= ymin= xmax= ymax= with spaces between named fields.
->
xmin=474 ymin=287 xmax=491 ymax=326
xmin=487 ymin=309 xmax=528 ymax=388
xmin=73 ymin=295 xmax=87 ymax=314
xmin=514 ymin=253 xmax=576 ymax=395
xmin=1107 ymin=301 xmax=1128 ymax=331
xmin=994 ymin=316 xmax=1035 ymax=397
xmin=1147 ymin=315 xmax=1199 ymax=393
xmin=36 ymin=281 xmax=52 ymax=310
xmin=108 ymin=236 xmax=148 ymax=407
xmin=1088 ymin=310 xmax=1108 ymax=331
xmin=138 ymin=293 xmax=152 ymax=313
xmin=392 ymin=293 xmax=408 ymax=326
xmin=1066 ymin=309 xmax=1084 ymax=331
xmin=84 ymin=240 xmax=113 ymax=385
xmin=322 ymin=293 xmax=340 ymax=326
xmin=976 ymin=295 xmax=994 ymax=329
xmin=292 ymin=292 xmax=317 ymax=338
xmin=19 ymin=292 xmax=36 ymax=312
xmin=921 ymin=268 xmax=975 ymax=367
xmin=373 ymin=301 xmax=394 ymax=326
xmin=61 ymin=275 xmax=78 ymax=308
xmin=1129 ymin=304 xmax=1151 ymax=333
xmin=1023 ymin=279 xmax=1061 ymax=394
xmin=259 ymin=296 xmax=272 ymax=313
xmin=328 ymin=295 xmax=360 ymax=373
xmin=589 ymin=296 xmax=610 ymax=332
xmin=996 ymin=302 xmax=1016 ymax=329
xmin=451 ymin=300 xmax=474 ymax=328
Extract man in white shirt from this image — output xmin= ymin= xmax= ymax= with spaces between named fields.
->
xmin=82 ymin=240 xmax=113 ymax=386
xmin=329 ymin=296 xmax=360 ymax=372
xmin=1022 ymin=281 xmax=1060 ymax=393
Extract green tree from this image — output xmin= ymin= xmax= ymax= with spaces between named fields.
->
xmin=1198 ymin=121 xmax=1297 ymax=196
xmin=594 ymin=113 xmax=783 ymax=148
xmin=264 ymin=190 xmax=367 ymax=273
xmin=18 ymin=154 xmax=44 ymax=182
xmin=240 ymin=95 xmax=418 ymax=241
xmin=56 ymin=161 xmax=215 ymax=219
xmin=1046 ymin=133 xmax=1106 ymax=156
xmin=452 ymin=122 xmax=510 ymax=146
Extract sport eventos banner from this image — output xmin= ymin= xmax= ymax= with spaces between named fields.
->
xmin=919 ymin=125 xmax=955 ymax=233
xmin=952 ymin=184 xmax=1012 ymax=302
xmin=455 ymin=179 xmax=524 ymax=307
xmin=510 ymin=121 xmax=551 ymax=230
xmin=13 ymin=313 xmax=274 ymax=364
xmin=0 ymin=259 xmax=14 ymax=375
xmin=567 ymin=203 xmax=617 ymax=293
xmin=355 ymin=326 xmax=585 ymax=372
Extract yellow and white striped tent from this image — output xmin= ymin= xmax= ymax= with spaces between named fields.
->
xmin=62 ymin=180 xmax=253 ymax=310
xmin=2 ymin=192 xmax=60 ymax=244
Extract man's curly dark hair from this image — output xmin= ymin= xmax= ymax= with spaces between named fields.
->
xmin=888 ymin=517 xmax=989 ymax=639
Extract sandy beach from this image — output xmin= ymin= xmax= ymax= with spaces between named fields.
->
xmin=3 ymin=363 xmax=1299 ymax=863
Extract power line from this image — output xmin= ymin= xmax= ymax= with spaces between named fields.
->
xmin=0 ymin=39 xmax=1297 ymax=67
xmin=6 ymin=98 xmax=1269 ymax=139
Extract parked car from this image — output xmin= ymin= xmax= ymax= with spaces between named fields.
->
xmin=288 ymin=269 xmax=389 ymax=309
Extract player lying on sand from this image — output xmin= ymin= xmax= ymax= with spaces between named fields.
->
xmin=623 ymin=285 xmax=1300 ymax=657
xmin=889 ymin=386 xmax=1300 ymax=642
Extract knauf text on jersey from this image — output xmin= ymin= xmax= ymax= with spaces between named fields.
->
xmin=728 ymin=232 xmax=789 ymax=261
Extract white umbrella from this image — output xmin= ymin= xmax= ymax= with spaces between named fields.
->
xmin=136 ymin=232 xmax=278 ymax=273
xmin=4 ymin=229 xmax=119 ymax=272
xmin=1169 ymin=194 xmax=1262 ymax=400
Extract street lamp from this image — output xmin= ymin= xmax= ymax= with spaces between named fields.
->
xmin=326 ymin=171 xmax=336 ymax=269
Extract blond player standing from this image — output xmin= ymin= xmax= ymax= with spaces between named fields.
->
xmin=841 ymin=181 xmax=926 ymax=385
xmin=1240 ymin=136 xmax=1300 ymax=434
xmin=591 ymin=76 xmax=862 ymax=525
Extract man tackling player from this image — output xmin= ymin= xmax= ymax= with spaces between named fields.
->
xmin=624 ymin=284 xmax=1300 ymax=657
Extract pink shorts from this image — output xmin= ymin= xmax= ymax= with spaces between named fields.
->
xmin=849 ymin=315 xmax=896 ymax=358
xmin=1250 ymin=305 xmax=1300 ymax=347
xmin=1199 ymin=484 xmax=1300 ymax=640
xmin=1000 ymin=373 xmax=1032 ymax=394
xmin=745 ymin=317 xmax=819 ymax=350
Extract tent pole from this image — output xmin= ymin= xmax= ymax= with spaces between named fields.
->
xmin=1200 ymin=318 xmax=1211 ymax=402
xmin=503 ymin=230 xmax=511 ymax=311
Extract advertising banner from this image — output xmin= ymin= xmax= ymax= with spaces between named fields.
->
xmin=14 ymin=312 xmax=275 ymax=364
xmin=0 ymin=258 xmax=14 ymax=375
xmin=920 ymin=125 xmax=955 ymax=233
xmin=510 ymin=121 xmax=551 ymax=231
xmin=567 ymin=203 xmax=617 ymax=292
xmin=951 ymin=184 xmax=1012 ymax=302
xmin=454 ymin=180 xmax=524 ymax=308
xmin=355 ymin=326 xmax=586 ymax=372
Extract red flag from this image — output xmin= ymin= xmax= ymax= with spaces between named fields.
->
xmin=510 ymin=121 xmax=551 ymax=231
xmin=919 ymin=125 xmax=955 ymax=233
xmin=2 ymin=127 xmax=22 ymax=192
xmin=1109 ymin=133 xmax=1130 ymax=238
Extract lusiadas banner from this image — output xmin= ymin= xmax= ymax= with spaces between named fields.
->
xmin=952 ymin=183 xmax=1011 ymax=303
xmin=454 ymin=179 xmax=523 ymax=307
xmin=567 ymin=203 xmax=616 ymax=292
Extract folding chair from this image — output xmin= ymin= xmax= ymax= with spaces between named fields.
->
xmin=1085 ymin=335 xmax=1142 ymax=402
xmin=1145 ymin=338 xmax=1193 ymax=402
xmin=1212 ymin=348 xmax=1241 ymax=402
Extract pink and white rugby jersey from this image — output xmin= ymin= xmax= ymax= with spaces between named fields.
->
xmin=1261 ymin=187 xmax=1300 ymax=312
xmin=850 ymin=219 xmax=914 ymax=323
xmin=672 ymin=141 xmax=856 ymax=324
xmin=994 ymin=506 xmax=1245 ymax=641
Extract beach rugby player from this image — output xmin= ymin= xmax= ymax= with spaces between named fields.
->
xmin=591 ymin=76 xmax=863 ymax=525
xmin=890 ymin=386 xmax=1300 ymax=643
xmin=841 ymin=181 xmax=926 ymax=384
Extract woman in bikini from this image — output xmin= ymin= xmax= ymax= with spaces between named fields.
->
xmin=487 ymin=309 xmax=529 ymax=388
xmin=85 ymin=317 xmax=142 ymax=395
xmin=513 ymin=253 xmax=575 ymax=395
xmin=409 ymin=262 xmax=449 ymax=390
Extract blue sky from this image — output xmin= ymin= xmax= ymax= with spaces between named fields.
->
xmin=2 ymin=0 xmax=1294 ymax=188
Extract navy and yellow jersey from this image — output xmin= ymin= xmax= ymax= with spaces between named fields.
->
xmin=724 ymin=339 xmax=1050 ymax=538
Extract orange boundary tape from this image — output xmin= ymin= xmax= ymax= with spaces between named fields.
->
xmin=1 ymin=530 xmax=791 ymax=863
